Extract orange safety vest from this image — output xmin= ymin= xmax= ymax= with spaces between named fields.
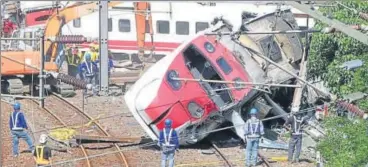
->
xmin=35 ymin=146 xmax=50 ymax=165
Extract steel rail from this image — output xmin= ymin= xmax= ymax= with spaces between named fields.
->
xmin=211 ymin=143 xmax=233 ymax=167
xmin=49 ymin=93 xmax=130 ymax=167
xmin=27 ymin=99 xmax=92 ymax=167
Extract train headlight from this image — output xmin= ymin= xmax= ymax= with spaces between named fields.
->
xmin=187 ymin=102 xmax=204 ymax=119
xmin=233 ymin=78 xmax=244 ymax=90
xmin=204 ymin=42 xmax=215 ymax=53
xmin=167 ymin=70 xmax=182 ymax=90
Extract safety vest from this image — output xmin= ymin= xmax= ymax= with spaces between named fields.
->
xmin=247 ymin=120 xmax=261 ymax=138
xmin=162 ymin=129 xmax=176 ymax=153
xmin=83 ymin=62 xmax=95 ymax=77
xmin=91 ymin=51 xmax=99 ymax=62
xmin=67 ymin=53 xmax=80 ymax=66
xmin=292 ymin=116 xmax=304 ymax=135
xmin=11 ymin=112 xmax=23 ymax=130
xmin=35 ymin=146 xmax=50 ymax=165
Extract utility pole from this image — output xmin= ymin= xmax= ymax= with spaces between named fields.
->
xmin=39 ymin=36 xmax=45 ymax=108
xmin=291 ymin=16 xmax=310 ymax=114
xmin=99 ymin=1 xmax=109 ymax=96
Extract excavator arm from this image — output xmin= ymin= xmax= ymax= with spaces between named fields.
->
xmin=44 ymin=1 xmax=121 ymax=62
xmin=134 ymin=2 xmax=154 ymax=62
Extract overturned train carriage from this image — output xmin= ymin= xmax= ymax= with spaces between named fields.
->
xmin=124 ymin=9 xmax=303 ymax=145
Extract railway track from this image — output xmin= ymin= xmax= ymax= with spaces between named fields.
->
xmin=212 ymin=143 xmax=233 ymax=167
xmin=33 ymin=93 xmax=130 ymax=167
xmin=14 ymin=99 xmax=89 ymax=167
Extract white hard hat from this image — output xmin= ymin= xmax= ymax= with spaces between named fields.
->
xmin=39 ymin=134 xmax=48 ymax=144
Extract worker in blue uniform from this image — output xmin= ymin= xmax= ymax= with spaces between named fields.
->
xmin=78 ymin=53 xmax=98 ymax=96
xmin=9 ymin=102 xmax=34 ymax=157
xmin=244 ymin=108 xmax=264 ymax=167
xmin=94 ymin=51 xmax=114 ymax=78
xmin=159 ymin=119 xmax=179 ymax=167
xmin=284 ymin=113 xmax=309 ymax=163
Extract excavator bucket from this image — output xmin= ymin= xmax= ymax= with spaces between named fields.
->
xmin=134 ymin=2 xmax=154 ymax=63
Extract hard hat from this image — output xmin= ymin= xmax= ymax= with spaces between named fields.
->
xmin=39 ymin=134 xmax=48 ymax=144
xmin=13 ymin=102 xmax=21 ymax=110
xmin=89 ymin=43 xmax=95 ymax=48
xmin=250 ymin=108 xmax=258 ymax=115
xmin=85 ymin=53 xmax=91 ymax=61
xmin=165 ymin=119 xmax=172 ymax=127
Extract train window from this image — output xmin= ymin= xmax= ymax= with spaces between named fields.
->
xmin=73 ymin=18 xmax=81 ymax=28
xmin=216 ymin=57 xmax=232 ymax=74
xmin=157 ymin=20 xmax=169 ymax=34
xmin=118 ymin=19 xmax=131 ymax=32
xmin=195 ymin=22 xmax=209 ymax=33
xmin=111 ymin=52 xmax=130 ymax=61
xmin=153 ymin=54 xmax=166 ymax=61
xmin=176 ymin=21 xmax=189 ymax=35
xmin=35 ymin=15 xmax=50 ymax=22
xmin=108 ymin=18 xmax=112 ymax=32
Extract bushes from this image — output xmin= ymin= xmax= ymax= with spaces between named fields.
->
xmin=306 ymin=1 xmax=368 ymax=166
xmin=317 ymin=116 xmax=368 ymax=167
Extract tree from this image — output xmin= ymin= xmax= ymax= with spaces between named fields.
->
xmin=307 ymin=1 xmax=368 ymax=109
xmin=307 ymin=1 xmax=368 ymax=166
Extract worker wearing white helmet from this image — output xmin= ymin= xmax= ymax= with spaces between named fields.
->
xmin=33 ymin=134 xmax=52 ymax=167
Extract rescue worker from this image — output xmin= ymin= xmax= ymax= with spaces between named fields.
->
xmin=9 ymin=102 xmax=34 ymax=157
xmin=283 ymin=112 xmax=309 ymax=163
xmin=244 ymin=108 xmax=264 ymax=167
xmin=66 ymin=45 xmax=81 ymax=77
xmin=33 ymin=134 xmax=52 ymax=167
xmin=78 ymin=53 xmax=98 ymax=95
xmin=94 ymin=51 xmax=114 ymax=78
xmin=159 ymin=119 xmax=179 ymax=167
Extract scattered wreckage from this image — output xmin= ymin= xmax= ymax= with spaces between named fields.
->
xmin=124 ymin=9 xmax=330 ymax=154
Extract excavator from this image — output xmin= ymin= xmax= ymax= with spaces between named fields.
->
xmin=1 ymin=1 xmax=154 ymax=96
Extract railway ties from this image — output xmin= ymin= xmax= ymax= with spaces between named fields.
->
xmin=33 ymin=93 xmax=130 ymax=167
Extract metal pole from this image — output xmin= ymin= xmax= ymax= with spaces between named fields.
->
xmin=99 ymin=1 xmax=109 ymax=96
xmin=39 ymin=37 xmax=45 ymax=108
xmin=171 ymin=77 xmax=301 ymax=88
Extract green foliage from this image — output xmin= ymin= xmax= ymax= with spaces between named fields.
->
xmin=317 ymin=116 xmax=368 ymax=167
xmin=325 ymin=54 xmax=368 ymax=95
xmin=307 ymin=1 xmax=368 ymax=81
xmin=309 ymin=2 xmax=368 ymax=167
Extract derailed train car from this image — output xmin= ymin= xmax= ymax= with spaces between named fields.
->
xmin=124 ymin=9 xmax=304 ymax=145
